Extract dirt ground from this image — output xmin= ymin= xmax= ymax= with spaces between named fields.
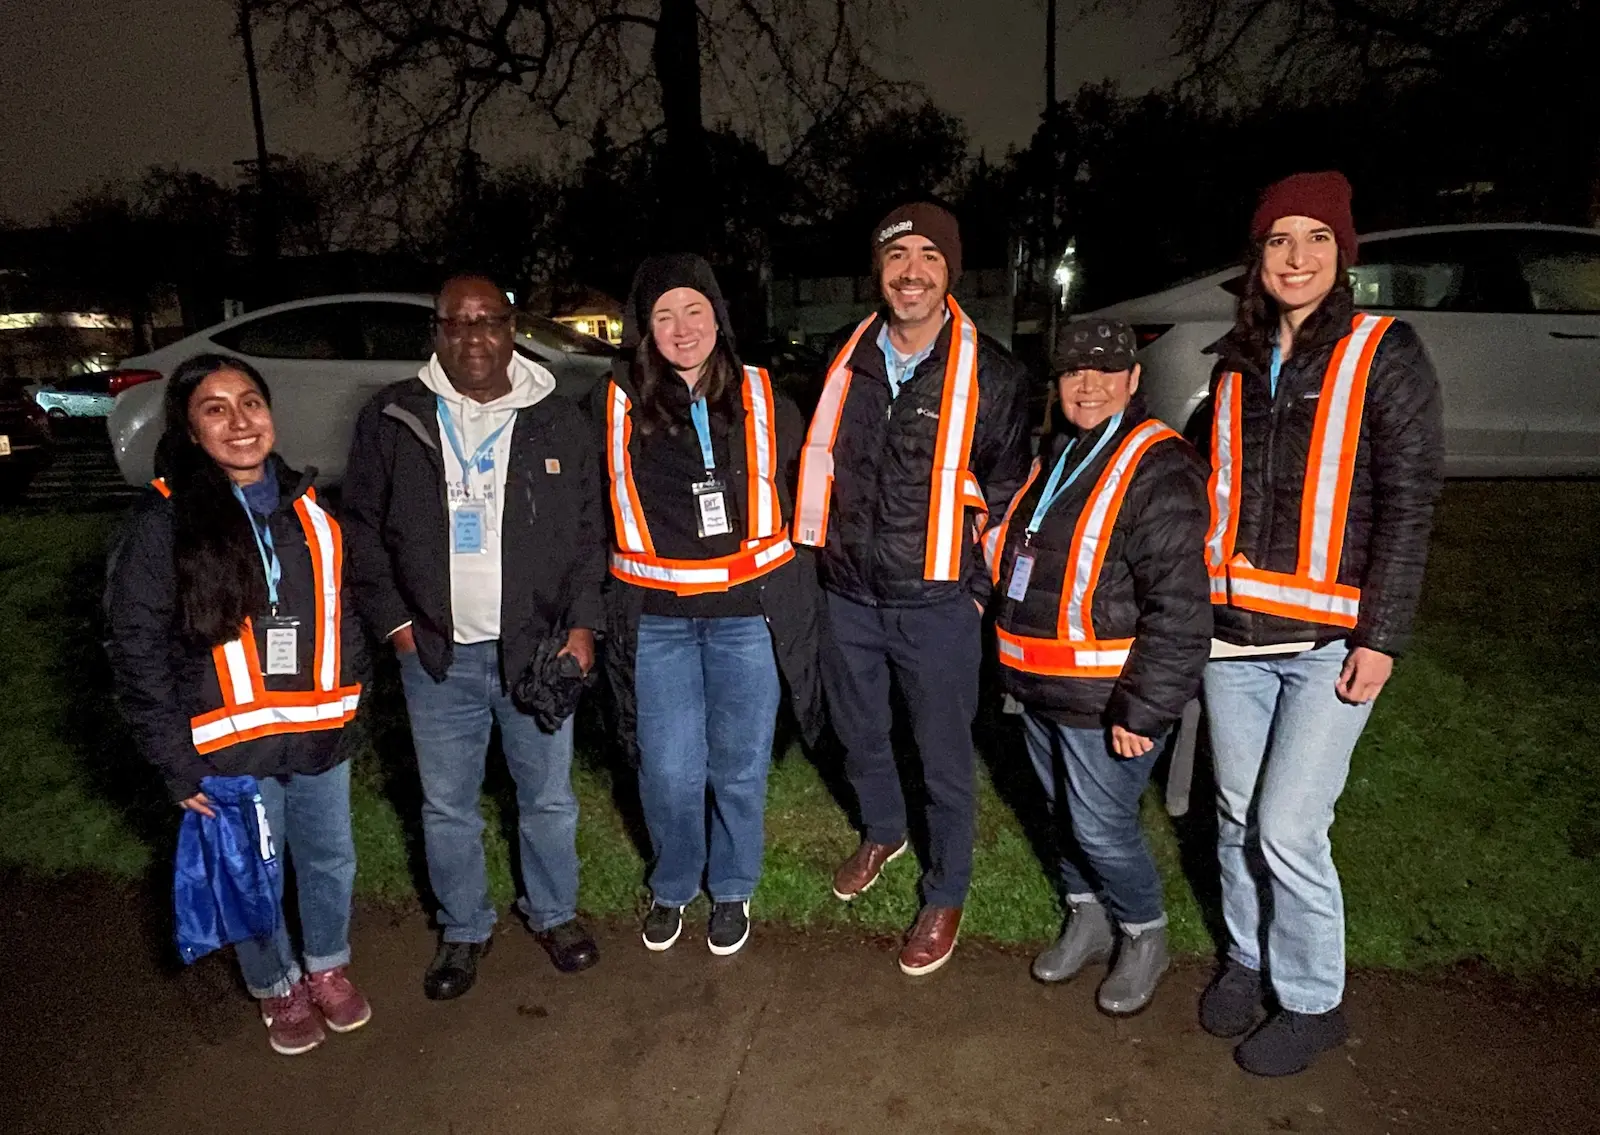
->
xmin=2 ymin=873 xmax=1596 ymax=1135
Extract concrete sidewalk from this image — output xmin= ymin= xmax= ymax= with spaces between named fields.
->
xmin=4 ymin=878 xmax=1596 ymax=1134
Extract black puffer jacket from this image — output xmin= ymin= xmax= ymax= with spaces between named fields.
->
xmin=590 ymin=371 xmax=825 ymax=766
xmin=993 ymin=399 xmax=1212 ymax=736
xmin=817 ymin=309 xmax=1032 ymax=607
xmin=1203 ymin=292 xmax=1445 ymax=655
xmin=104 ymin=458 xmax=370 ymax=801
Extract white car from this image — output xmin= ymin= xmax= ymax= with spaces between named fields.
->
xmin=31 ymin=373 xmax=117 ymax=420
xmin=107 ymin=293 xmax=618 ymax=486
xmin=1088 ymin=223 xmax=1600 ymax=476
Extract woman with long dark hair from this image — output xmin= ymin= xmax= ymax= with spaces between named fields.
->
xmin=596 ymin=255 xmax=822 ymax=956
xmin=106 ymin=354 xmax=370 ymax=1056
xmin=1198 ymin=173 xmax=1444 ymax=1076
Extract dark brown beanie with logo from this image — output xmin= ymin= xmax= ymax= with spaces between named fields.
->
xmin=871 ymin=203 xmax=963 ymax=283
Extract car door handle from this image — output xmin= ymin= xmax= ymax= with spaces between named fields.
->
xmin=1549 ymin=331 xmax=1599 ymax=339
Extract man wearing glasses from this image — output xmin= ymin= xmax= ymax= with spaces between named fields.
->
xmin=343 ymin=275 xmax=607 ymax=1000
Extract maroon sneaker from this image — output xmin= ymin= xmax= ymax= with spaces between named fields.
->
xmin=306 ymin=965 xmax=373 ymax=1033
xmin=898 ymin=906 xmax=962 ymax=976
xmin=260 ymin=980 xmax=326 ymax=1055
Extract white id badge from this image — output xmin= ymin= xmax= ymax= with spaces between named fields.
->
xmin=256 ymin=614 xmax=302 ymax=676
xmin=693 ymin=479 xmax=732 ymax=538
xmin=1006 ymin=552 xmax=1035 ymax=602
xmin=451 ymin=500 xmax=488 ymax=554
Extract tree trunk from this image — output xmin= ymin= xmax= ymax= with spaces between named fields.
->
xmin=653 ymin=0 xmax=708 ymax=251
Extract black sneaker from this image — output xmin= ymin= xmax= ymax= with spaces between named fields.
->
xmin=707 ymin=901 xmax=751 ymax=956
xmin=642 ymin=903 xmax=683 ymax=952
xmin=1235 ymin=1007 xmax=1349 ymax=1077
xmin=1199 ymin=960 xmax=1263 ymax=1037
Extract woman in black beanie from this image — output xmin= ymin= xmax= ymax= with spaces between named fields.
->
xmin=594 ymin=255 xmax=822 ymax=956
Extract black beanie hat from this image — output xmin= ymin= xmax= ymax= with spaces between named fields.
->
xmin=621 ymin=254 xmax=736 ymax=351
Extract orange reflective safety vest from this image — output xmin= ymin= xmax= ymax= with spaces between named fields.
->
xmin=605 ymin=365 xmax=795 ymax=595
xmin=150 ymin=477 xmax=362 ymax=755
xmin=794 ymin=295 xmax=989 ymax=581
xmin=989 ymin=420 xmax=1179 ymax=679
xmin=1206 ymin=313 xmax=1394 ymax=630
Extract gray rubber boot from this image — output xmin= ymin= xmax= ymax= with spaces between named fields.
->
xmin=1031 ymin=901 xmax=1114 ymax=983
xmin=1096 ymin=926 xmax=1169 ymax=1016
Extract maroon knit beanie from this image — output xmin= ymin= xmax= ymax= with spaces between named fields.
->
xmin=1250 ymin=171 xmax=1358 ymax=265
xmin=871 ymin=202 xmax=963 ymax=284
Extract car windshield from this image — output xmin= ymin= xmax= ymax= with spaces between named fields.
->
xmin=515 ymin=313 xmax=617 ymax=356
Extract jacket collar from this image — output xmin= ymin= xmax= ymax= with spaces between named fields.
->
xmin=846 ymin=301 xmax=957 ymax=383
xmin=260 ymin=453 xmax=316 ymax=511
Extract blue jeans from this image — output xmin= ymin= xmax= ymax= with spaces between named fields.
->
xmin=635 ymin=615 xmax=781 ymax=907
xmin=1203 ymin=640 xmax=1375 ymax=1014
xmin=1021 ymin=711 xmax=1168 ymax=931
xmin=234 ymin=761 xmax=356 ymax=999
xmin=399 ymin=641 xmax=580 ymax=941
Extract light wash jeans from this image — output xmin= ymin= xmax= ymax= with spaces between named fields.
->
xmin=235 ymin=761 xmax=356 ymax=999
xmin=1203 ymin=640 xmax=1374 ymax=1014
xmin=635 ymin=615 xmax=781 ymax=907
xmin=1021 ymin=711 xmax=1168 ymax=931
xmin=399 ymin=641 xmax=580 ymax=942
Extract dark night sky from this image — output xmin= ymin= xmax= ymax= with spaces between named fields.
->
xmin=0 ymin=0 xmax=1179 ymax=226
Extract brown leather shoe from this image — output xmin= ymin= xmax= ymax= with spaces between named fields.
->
xmin=898 ymin=906 xmax=962 ymax=976
xmin=831 ymin=838 xmax=909 ymax=901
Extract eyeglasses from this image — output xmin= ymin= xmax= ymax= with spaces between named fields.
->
xmin=434 ymin=313 xmax=514 ymax=337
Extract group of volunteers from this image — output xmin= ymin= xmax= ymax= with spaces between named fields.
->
xmin=104 ymin=169 xmax=1443 ymax=1078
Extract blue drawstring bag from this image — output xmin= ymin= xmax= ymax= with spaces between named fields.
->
xmin=173 ymin=774 xmax=283 ymax=964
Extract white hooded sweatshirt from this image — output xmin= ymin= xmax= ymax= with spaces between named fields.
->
xmin=419 ymin=351 xmax=557 ymax=644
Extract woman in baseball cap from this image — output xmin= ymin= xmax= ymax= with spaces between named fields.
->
xmin=988 ymin=316 xmax=1211 ymax=1016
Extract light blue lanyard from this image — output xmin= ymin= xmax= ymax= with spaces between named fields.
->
xmin=1269 ymin=343 xmax=1284 ymax=399
xmin=1025 ymin=412 xmax=1124 ymax=538
xmin=436 ymin=397 xmax=515 ymax=482
xmin=231 ymin=485 xmax=281 ymax=609
xmin=688 ymin=398 xmax=715 ymax=474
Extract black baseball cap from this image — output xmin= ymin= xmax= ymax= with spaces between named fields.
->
xmin=1051 ymin=317 xmax=1138 ymax=375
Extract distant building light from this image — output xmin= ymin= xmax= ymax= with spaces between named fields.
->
xmin=554 ymin=312 xmax=622 ymax=344
xmin=0 ymin=311 xmax=133 ymax=331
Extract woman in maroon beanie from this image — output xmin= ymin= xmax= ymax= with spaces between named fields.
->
xmin=1197 ymin=172 xmax=1444 ymax=1076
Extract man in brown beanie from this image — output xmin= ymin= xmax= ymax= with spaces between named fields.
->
xmin=795 ymin=202 xmax=1031 ymax=976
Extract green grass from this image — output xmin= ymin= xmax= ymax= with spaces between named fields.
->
xmin=2 ymin=483 xmax=1597 ymax=980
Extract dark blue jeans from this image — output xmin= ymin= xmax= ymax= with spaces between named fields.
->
xmin=821 ymin=592 xmax=982 ymax=909
xmin=634 ymin=615 xmax=781 ymax=907
xmin=234 ymin=760 xmax=356 ymax=998
xmin=399 ymin=642 xmax=579 ymax=941
xmin=1021 ymin=710 xmax=1168 ymax=932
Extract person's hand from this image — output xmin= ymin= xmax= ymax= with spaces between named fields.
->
xmin=1110 ymin=725 xmax=1154 ymax=759
xmin=391 ymin=624 xmax=417 ymax=655
xmin=1335 ymin=646 xmax=1393 ymax=705
xmin=559 ymin=628 xmax=596 ymax=674
xmin=179 ymin=792 xmax=215 ymax=818
xmin=973 ymin=597 xmax=985 ymax=616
